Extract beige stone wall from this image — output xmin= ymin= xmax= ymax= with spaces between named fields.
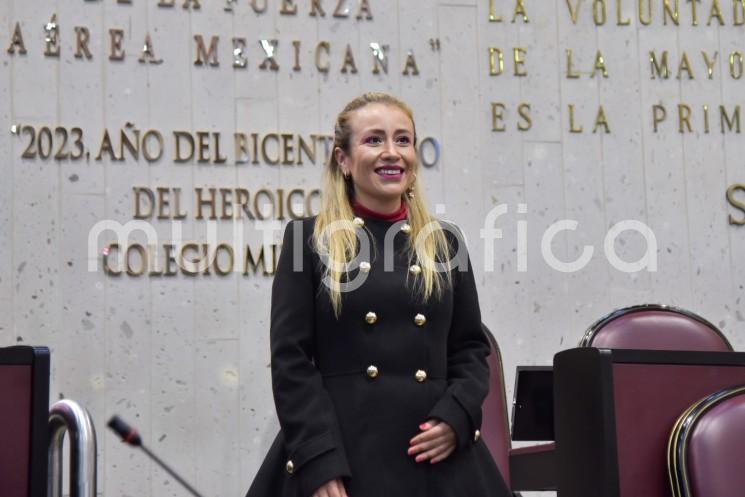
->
xmin=2 ymin=1 xmax=744 ymax=495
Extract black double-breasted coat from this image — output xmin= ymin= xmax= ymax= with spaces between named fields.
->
xmin=246 ymin=214 xmax=510 ymax=497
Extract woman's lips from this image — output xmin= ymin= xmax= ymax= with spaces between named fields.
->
xmin=375 ymin=166 xmax=405 ymax=180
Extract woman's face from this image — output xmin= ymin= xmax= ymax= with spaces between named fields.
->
xmin=335 ymin=103 xmax=416 ymax=213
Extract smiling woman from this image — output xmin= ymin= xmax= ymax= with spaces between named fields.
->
xmin=245 ymin=93 xmax=510 ymax=497
xmin=334 ymin=102 xmax=417 ymax=214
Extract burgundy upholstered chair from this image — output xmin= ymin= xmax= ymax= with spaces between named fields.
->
xmin=481 ymin=324 xmax=511 ymax=487
xmin=481 ymin=324 xmax=555 ymax=493
xmin=668 ymin=385 xmax=745 ymax=497
xmin=579 ymin=304 xmax=732 ymax=352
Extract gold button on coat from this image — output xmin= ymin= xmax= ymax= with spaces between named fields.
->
xmin=286 ymin=460 xmax=294 ymax=474
xmin=359 ymin=261 xmax=371 ymax=273
xmin=409 ymin=264 xmax=421 ymax=275
xmin=473 ymin=430 xmax=481 ymax=442
xmin=401 ymin=223 xmax=412 ymax=234
xmin=365 ymin=311 xmax=377 ymax=324
xmin=414 ymin=313 xmax=426 ymax=326
xmin=353 ymin=217 xmax=365 ymax=228
xmin=367 ymin=365 xmax=379 ymax=378
xmin=415 ymin=369 xmax=427 ymax=382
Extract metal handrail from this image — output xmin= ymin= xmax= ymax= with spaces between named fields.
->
xmin=48 ymin=399 xmax=97 ymax=497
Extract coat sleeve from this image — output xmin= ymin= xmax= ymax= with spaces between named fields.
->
xmin=427 ymin=226 xmax=490 ymax=450
xmin=270 ymin=220 xmax=352 ymax=496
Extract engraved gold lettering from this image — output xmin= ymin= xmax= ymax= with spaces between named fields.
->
xmin=126 ymin=244 xmax=146 ymax=276
xmin=593 ymin=0 xmax=607 ymax=24
xmin=568 ymin=104 xmax=583 ymax=133
xmin=489 ymin=0 xmax=503 ymax=21
xmin=157 ymin=187 xmax=171 ymax=220
xmin=75 ymin=27 xmax=92 ymax=59
xmin=292 ymin=40 xmax=301 ymax=71
xmin=44 ymin=14 xmax=61 ymax=57
xmin=726 ymin=184 xmax=745 ymax=225
xmin=730 ymin=51 xmax=744 ymax=79
xmin=663 ymin=0 xmax=679 ymax=25
xmin=262 ymin=133 xmax=280 ymax=165
xmin=512 ymin=0 xmax=529 ymax=22
xmin=702 ymin=51 xmax=717 ymax=79
xmin=566 ymin=0 xmax=582 ymax=23
xmin=195 ymin=187 xmax=217 ymax=220
xmin=133 ymin=187 xmax=155 ymax=219
xmin=638 ymin=0 xmax=652 ymax=25
xmin=298 ymin=135 xmax=316 ymax=165
xmin=96 ymin=129 xmax=121 ymax=161
xmin=566 ymin=49 xmax=580 ymax=78
xmin=310 ymin=0 xmax=326 ymax=16
xmin=678 ymin=104 xmax=692 ymax=133
xmin=220 ymin=188 xmax=233 ymax=220
xmin=235 ymin=133 xmax=250 ymax=163
xmin=518 ymin=103 xmax=532 ymax=131
xmin=281 ymin=134 xmax=295 ymax=165
xmin=708 ymin=0 xmax=725 ymax=25
xmin=280 ymin=0 xmax=298 ymax=15
xmin=251 ymin=0 xmax=267 ymax=13
xmin=254 ymin=189 xmax=275 ymax=220
xmin=334 ymin=0 xmax=349 ymax=18
xmin=402 ymin=51 xmax=419 ymax=76
xmin=109 ymin=28 xmax=125 ymax=61
xmin=341 ymin=44 xmax=358 ymax=74
xmin=142 ymin=130 xmax=164 ymax=162
xmin=593 ymin=106 xmax=610 ymax=133
xmin=7 ymin=23 xmax=27 ymax=55
xmin=194 ymin=35 xmax=219 ymax=66
xmin=721 ymin=105 xmax=741 ymax=133
xmin=357 ymin=0 xmax=373 ymax=20
xmin=652 ymin=105 xmax=667 ymax=132
xmin=490 ymin=48 xmax=505 ymax=76
xmin=491 ymin=103 xmax=506 ymax=132
xmin=617 ymin=0 xmax=631 ymax=24
xmin=103 ymin=243 xmax=122 ymax=276
xmin=736 ymin=0 xmax=745 ymax=25
xmin=316 ymin=41 xmax=330 ymax=73
xmin=174 ymin=131 xmax=195 ymax=162
xmin=677 ymin=52 xmax=694 ymax=79
xmin=513 ymin=48 xmax=527 ymax=76
xmin=592 ymin=50 xmax=608 ymax=77
xmin=650 ymin=51 xmax=669 ymax=79
xmin=172 ymin=188 xmax=187 ymax=219
xmin=214 ymin=132 xmax=227 ymax=164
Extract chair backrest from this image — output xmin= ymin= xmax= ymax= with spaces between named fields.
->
xmin=580 ymin=304 xmax=732 ymax=352
xmin=480 ymin=323 xmax=512 ymax=489
xmin=0 ymin=346 xmax=50 ymax=497
xmin=668 ymin=385 xmax=745 ymax=497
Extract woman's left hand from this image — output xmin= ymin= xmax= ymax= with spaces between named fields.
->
xmin=407 ymin=419 xmax=456 ymax=464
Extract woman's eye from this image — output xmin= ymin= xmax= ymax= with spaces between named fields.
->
xmin=365 ymin=136 xmax=382 ymax=145
xmin=396 ymin=136 xmax=411 ymax=145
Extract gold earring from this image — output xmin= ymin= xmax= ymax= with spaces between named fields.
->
xmin=406 ymin=173 xmax=416 ymax=199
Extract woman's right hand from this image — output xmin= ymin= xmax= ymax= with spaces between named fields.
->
xmin=312 ymin=478 xmax=349 ymax=497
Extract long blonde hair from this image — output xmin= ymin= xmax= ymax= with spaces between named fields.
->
xmin=313 ymin=92 xmax=452 ymax=317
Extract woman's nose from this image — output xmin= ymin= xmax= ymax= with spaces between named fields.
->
xmin=381 ymin=139 xmax=399 ymax=157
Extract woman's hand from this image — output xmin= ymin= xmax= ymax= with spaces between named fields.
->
xmin=407 ymin=419 xmax=456 ymax=464
xmin=312 ymin=478 xmax=349 ymax=497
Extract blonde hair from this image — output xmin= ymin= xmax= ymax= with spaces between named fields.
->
xmin=313 ymin=92 xmax=452 ymax=317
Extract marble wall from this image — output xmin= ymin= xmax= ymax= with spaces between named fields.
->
xmin=1 ymin=0 xmax=744 ymax=495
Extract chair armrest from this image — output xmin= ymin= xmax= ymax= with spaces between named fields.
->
xmin=509 ymin=442 xmax=557 ymax=491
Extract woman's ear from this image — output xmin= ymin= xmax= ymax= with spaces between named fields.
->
xmin=334 ymin=147 xmax=348 ymax=174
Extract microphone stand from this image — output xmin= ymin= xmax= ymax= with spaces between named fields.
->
xmin=107 ymin=415 xmax=206 ymax=497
